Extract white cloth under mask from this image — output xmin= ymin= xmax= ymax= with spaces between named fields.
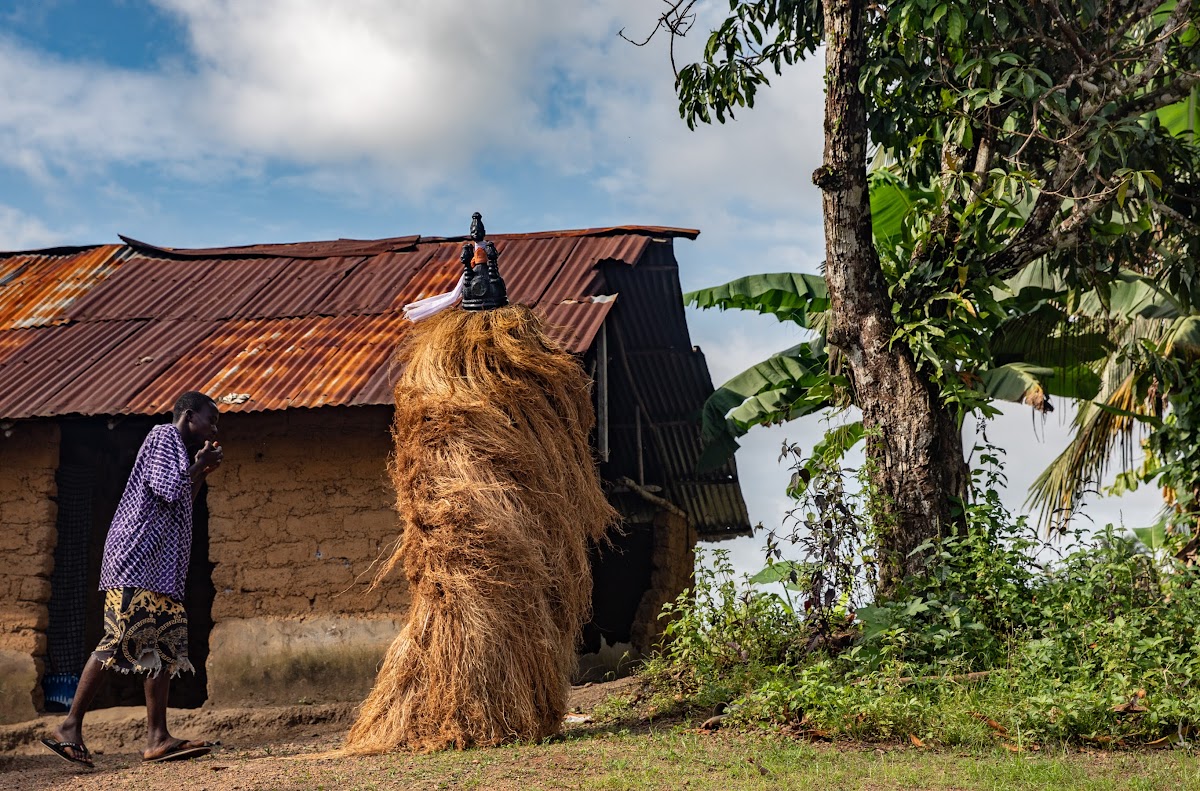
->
xmin=402 ymin=240 xmax=487 ymax=322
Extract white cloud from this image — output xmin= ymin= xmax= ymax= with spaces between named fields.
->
xmin=0 ymin=205 xmax=67 ymax=250
xmin=0 ymin=2 xmax=829 ymax=212
xmin=0 ymin=35 xmax=250 ymax=189
xmin=162 ymin=1 xmax=569 ymax=165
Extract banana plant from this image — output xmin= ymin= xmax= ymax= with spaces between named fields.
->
xmin=686 ymin=260 xmax=1109 ymax=472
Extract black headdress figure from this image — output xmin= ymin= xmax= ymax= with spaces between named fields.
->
xmin=460 ymin=212 xmax=509 ymax=311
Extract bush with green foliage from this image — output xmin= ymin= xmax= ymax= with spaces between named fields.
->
xmin=643 ymin=446 xmax=1200 ymax=747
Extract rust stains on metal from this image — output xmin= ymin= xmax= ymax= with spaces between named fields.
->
xmin=129 ymin=313 xmax=413 ymax=414
xmin=0 ymin=227 xmax=696 ymax=420
xmin=0 ymin=320 xmax=148 ymax=418
xmin=0 ymin=245 xmax=128 ymax=331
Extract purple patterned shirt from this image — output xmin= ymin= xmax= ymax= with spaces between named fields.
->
xmin=98 ymin=424 xmax=193 ymax=600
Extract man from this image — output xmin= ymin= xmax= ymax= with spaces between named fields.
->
xmin=41 ymin=391 xmax=224 ymax=768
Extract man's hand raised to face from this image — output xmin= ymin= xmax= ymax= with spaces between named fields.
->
xmin=195 ymin=441 xmax=223 ymax=474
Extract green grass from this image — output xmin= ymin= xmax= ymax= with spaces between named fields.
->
xmin=273 ymin=726 xmax=1200 ymax=791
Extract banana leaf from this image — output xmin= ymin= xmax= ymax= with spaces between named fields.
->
xmin=1166 ymin=316 xmax=1200 ymax=354
xmin=981 ymin=362 xmax=1101 ymax=406
xmin=1158 ymin=85 xmax=1199 ymax=136
xmin=1075 ymin=271 xmax=1185 ymax=319
xmin=685 ymin=272 xmax=829 ymax=327
xmin=990 ymin=303 xmax=1111 ymax=366
xmin=697 ymin=342 xmax=832 ymax=472
xmin=870 ymin=177 xmax=927 ymax=246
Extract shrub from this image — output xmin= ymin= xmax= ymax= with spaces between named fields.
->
xmin=643 ymin=444 xmax=1200 ymax=747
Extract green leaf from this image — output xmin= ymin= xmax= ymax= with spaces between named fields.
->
xmin=684 ymin=272 xmax=829 ymax=327
xmin=990 ymin=304 xmax=1112 ymax=367
xmin=789 ymin=421 xmax=866 ymax=496
xmin=946 ymin=7 xmax=965 ymax=40
xmin=1157 ymin=85 xmax=1199 ymax=136
xmin=1074 ymin=272 xmax=1186 ymax=320
xmin=697 ymin=342 xmax=832 ymax=472
xmin=1091 ymin=402 xmax=1164 ymax=428
xmin=1131 ymin=524 xmax=1167 ymax=552
xmin=981 ymin=362 xmax=1101 ymax=405
xmin=1167 ymin=316 xmax=1200 ymax=354
xmin=870 ymin=175 xmax=932 ymax=248
xmin=750 ymin=560 xmax=806 ymax=585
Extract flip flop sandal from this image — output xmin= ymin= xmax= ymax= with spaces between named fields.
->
xmin=40 ymin=737 xmax=95 ymax=768
xmin=143 ymin=740 xmax=213 ymax=763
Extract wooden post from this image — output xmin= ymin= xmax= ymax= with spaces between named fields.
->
xmin=597 ymin=322 xmax=609 ymax=462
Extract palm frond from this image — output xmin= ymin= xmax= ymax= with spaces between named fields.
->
xmin=1026 ymin=373 xmax=1151 ymax=532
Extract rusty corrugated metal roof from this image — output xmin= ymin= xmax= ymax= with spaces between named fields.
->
xmin=0 ymin=224 xmax=749 ymax=536
xmin=0 ymin=246 xmax=129 ymax=331
xmin=130 ymin=313 xmax=414 ymax=413
xmin=0 ymin=227 xmax=679 ymax=419
xmin=0 ymin=320 xmax=148 ymax=418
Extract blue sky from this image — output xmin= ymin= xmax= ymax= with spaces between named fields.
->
xmin=0 ymin=1 xmax=1162 ymax=577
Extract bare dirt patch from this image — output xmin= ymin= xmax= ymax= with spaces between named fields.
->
xmin=0 ymin=679 xmax=648 ymax=790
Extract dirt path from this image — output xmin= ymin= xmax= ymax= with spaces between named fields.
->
xmin=0 ymin=678 xmax=642 ymax=791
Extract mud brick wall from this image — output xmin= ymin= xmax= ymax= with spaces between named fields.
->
xmin=0 ymin=421 xmax=60 ymax=724
xmin=630 ymin=509 xmax=696 ymax=654
xmin=204 ymin=406 xmax=409 ymax=706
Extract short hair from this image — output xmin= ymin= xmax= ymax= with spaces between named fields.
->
xmin=173 ymin=391 xmax=217 ymax=422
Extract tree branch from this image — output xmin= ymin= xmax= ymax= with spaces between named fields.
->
xmin=1134 ymin=0 xmax=1194 ymax=92
xmin=1046 ymin=0 xmax=1093 ymax=66
xmin=1113 ymin=73 xmax=1200 ymax=124
xmin=1154 ymin=199 xmax=1200 ymax=238
xmin=617 ymin=0 xmax=699 ymax=77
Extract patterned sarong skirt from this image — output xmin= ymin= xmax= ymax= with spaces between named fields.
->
xmin=93 ymin=587 xmax=195 ymax=678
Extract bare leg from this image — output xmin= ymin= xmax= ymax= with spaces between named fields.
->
xmin=51 ymin=656 xmax=107 ymax=763
xmin=143 ymin=669 xmax=173 ymax=756
xmin=142 ymin=670 xmax=211 ymax=761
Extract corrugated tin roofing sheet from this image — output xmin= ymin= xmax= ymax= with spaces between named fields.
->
xmin=0 ymin=246 xmax=129 ymax=330
xmin=0 ymin=227 xmax=682 ymax=420
xmin=37 ymin=319 xmax=219 ymax=417
xmin=0 ymin=320 xmax=147 ymax=418
xmin=131 ymin=313 xmax=413 ymax=414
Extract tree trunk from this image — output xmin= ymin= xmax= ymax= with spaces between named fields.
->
xmin=814 ymin=0 xmax=969 ymax=596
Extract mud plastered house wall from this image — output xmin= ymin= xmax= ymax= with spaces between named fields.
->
xmin=0 ymin=422 xmax=59 ymax=723
xmin=0 ymin=227 xmax=749 ymax=723
xmin=204 ymin=407 xmax=406 ymax=707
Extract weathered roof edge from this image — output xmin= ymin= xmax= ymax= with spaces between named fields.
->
xmin=117 ymin=234 xmax=422 ymax=260
xmin=0 ymin=244 xmax=110 ymax=258
xmin=105 ymin=226 xmax=699 ymax=261
xmin=420 ymin=225 xmax=700 ymax=242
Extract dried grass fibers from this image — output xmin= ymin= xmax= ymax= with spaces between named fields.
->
xmin=344 ymin=305 xmax=618 ymax=754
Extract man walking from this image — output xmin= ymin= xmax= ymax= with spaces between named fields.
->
xmin=42 ymin=391 xmax=224 ymax=767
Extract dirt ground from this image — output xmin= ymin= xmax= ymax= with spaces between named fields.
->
xmin=4 ymin=677 xmax=1196 ymax=790
xmin=0 ymin=678 xmax=642 ymax=791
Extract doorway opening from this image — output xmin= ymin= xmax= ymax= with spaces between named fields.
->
xmin=43 ymin=417 xmax=215 ymax=711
